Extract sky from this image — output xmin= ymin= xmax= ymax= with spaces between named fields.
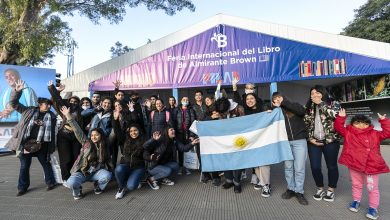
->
xmin=41 ymin=0 xmax=368 ymax=77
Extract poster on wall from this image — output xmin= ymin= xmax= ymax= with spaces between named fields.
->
xmin=0 ymin=64 xmax=56 ymax=122
xmin=341 ymin=97 xmax=390 ymax=144
xmin=0 ymin=64 xmax=56 ymax=152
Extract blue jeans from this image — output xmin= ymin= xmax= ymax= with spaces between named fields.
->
xmin=67 ymin=169 xmax=112 ymax=196
xmin=284 ymin=139 xmax=307 ymax=194
xmin=18 ymin=150 xmax=55 ymax=191
xmin=115 ymin=164 xmax=145 ymax=190
xmin=308 ymin=141 xmax=340 ymax=188
xmin=148 ymin=162 xmax=179 ymax=180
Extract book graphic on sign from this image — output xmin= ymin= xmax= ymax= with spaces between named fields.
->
xmin=298 ymin=58 xmax=347 ymax=78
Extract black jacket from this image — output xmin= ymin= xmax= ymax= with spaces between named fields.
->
xmin=275 ymin=98 xmax=308 ymax=141
xmin=175 ymin=106 xmax=196 ymax=134
xmin=143 ymin=138 xmax=194 ymax=169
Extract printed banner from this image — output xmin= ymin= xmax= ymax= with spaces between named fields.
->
xmin=0 ymin=64 xmax=56 ymax=123
xmin=195 ymin=108 xmax=293 ymax=172
xmin=90 ymin=25 xmax=390 ymax=91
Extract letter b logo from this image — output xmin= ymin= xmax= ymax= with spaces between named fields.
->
xmin=211 ymin=33 xmax=227 ymax=48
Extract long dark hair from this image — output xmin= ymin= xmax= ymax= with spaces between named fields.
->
xmin=243 ymin=93 xmax=263 ymax=115
xmin=123 ymin=124 xmax=145 ymax=155
xmin=305 ymin=85 xmax=330 ymax=111
xmin=89 ymin=128 xmax=107 ymax=164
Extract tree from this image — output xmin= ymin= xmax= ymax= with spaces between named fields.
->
xmin=0 ymin=0 xmax=195 ymax=66
xmin=110 ymin=41 xmax=133 ymax=58
xmin=342 ymin=0 xmax=390 ymax=43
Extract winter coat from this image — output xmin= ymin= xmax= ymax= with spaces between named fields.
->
xmin=192 ymin=103 xmax=208 ymax=121
xmin=175 ymin=106 xmax=196 ymax=134
xmin=150 ymin=109 xmax=172 ymax=134
xmin=68 ymin=118 xmax=113 ymax=175
xmin=113 ymin=118 xmax=145 ymax=169
xmin=143 ymin=138 xmax=194 ymax=169
xmin=89 ymin=111 xmax=112 ymax=137
xmin=304 ymin=101 xmax=341 ymax=144
xmin=5 ymin=89 xmax=56 ymax=156
xmin=277 ymin=98 xmax=308 ymax=141
xmin=334 ymin=116 xmax=390 ymax=175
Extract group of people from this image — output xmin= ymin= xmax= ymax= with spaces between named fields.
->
xmin=3 ymin=78 xmax=389 ymax=220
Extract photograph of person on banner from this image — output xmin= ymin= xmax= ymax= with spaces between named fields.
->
xmin=0 ymin=68 xmax=38 ymax=122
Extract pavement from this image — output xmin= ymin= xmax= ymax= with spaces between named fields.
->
xmin=0 ymin=146 xmax=389 ymax=220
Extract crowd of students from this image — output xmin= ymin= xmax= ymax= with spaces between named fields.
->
xmin=3 ymin=79 xmax=389 ymax=220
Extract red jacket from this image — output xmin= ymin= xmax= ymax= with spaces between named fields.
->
xmin=334 ymin=116 xmax=390 ymax=175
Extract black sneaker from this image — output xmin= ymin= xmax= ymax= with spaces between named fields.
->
xmin=212 ymin=177 xmax=221 ymax=187
xmin=94 ymin=182 xmax=103 ymax=194
xmin=313 ymin=188 xmax=326 ymax=201
xmin=16 ymin=190 xmax=27 ymax=197
xmin=296 ymin=193 xmax=309 ymax=205
xmin=234 ymin=185 xmax=242 ymax=193
xmin=261 ymin=184 xmax=271 ymax=198
xmin=281 ymin=189 xmax=295 ymax=199
xmin=147 ymin=178 xmax=160 ymax=190
xmin=47 ymin=183 xmax=56 ymax=191
xmin=201 ymin=173 xmax=212 ymax=184
xmin=254 ymin=184 xmax=263 ymax=190
xmin=222 ymin=182 xmax=234 ymax=189
xmin=323 ymin=190 xmax=335 ymax=202
xmin=160 ymin=178 xmax=175 ymax=186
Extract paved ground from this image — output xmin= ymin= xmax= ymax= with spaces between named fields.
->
xmin=0 ymin=146 xmax=389 ymax=220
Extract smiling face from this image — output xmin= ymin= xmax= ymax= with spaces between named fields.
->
xmin=90 ymin=130 xmax=102 ymax=143
xmin=101 ymin=98 xmax=112 ymax=111
xmin=245 ymin=94 xmax=257 ymax=108
xmin=168 ymin=128 xmax=175 ymax=138
xmin=168 ymin=97 xmax=176 ymax=107
xmin=114 ymin=101 xmax=122 ymax=112
xmin=92 ymin=94 xmax=100 ymax=104
xmin=4 ymin=70 xmax=19 ymax=87
xmin=156 ymin=100 xmax=164 ymax=111
xmin=115 ymin=91 xmax=125 ymax=101
xmin=39 ymin=103 xmax=51 ymax=112
xmin=129 ymin=126 xmax=140 ymax=139
xmin=205 ymin=97 xmax=213 ymax=106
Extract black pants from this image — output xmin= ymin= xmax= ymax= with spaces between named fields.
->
xmin=176 ymin=131 xmax=188 ymax=167
xmin=308 ymin=142 xmax=340 ymax=188
xmin=57 ymin=129 xmax=81 ymax=180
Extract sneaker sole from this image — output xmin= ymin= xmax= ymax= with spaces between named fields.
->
xmin=323 ymin=198 xmax=334 ymax=202
xmin=349 ymin=208 xmax=359 ymax=213
xmin=261 ymin=194 xmax=271 ymax=198
xmin=147 ymin=183 xmax=160 ymax=190
xmin=254 ymin=186 xmax=262 ymax=191
xmin=366 ymin=214 xmax=378 ymax=220
xmin=313 ymin=196 xmax=323 ymax=201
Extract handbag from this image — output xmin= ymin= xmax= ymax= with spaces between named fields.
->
xmin=183 ymin=149 xmax=199 ymax=170
xmin=23 ymin=139 xmax=42 ymax=153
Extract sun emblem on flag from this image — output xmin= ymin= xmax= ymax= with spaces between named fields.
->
xmin=233 ymin=136 xmax=248 ymax=150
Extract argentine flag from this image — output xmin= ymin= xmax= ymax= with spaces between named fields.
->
xmin=196 ymin=108 xmax=293 ymax=172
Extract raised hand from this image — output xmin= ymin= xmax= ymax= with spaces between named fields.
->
xmin=338 ymin=108 xmax=346 ymax=117
xmin=377 ymin=113 xmax=387 ymax=120
xmin=113 ymin=110 xmax=120 ymax=120
xmin=191 ymin=138 xmax=200 ymax=145
xmin=127 ymin=101 xmax=134 ymax=112
xmin=60 ymin=106 xmax=71 ymax=120
xmin=15 ymin=80 xmax=25 ymax=92
xmin=112 ymin=80 xmax=122 ymax=88
xmin=47 ymin=80 xmax=53 ymax=87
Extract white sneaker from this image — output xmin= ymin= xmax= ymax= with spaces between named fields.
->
xmin=63 ymin=181 xmax=70 ymax=189
xmin=161 ymin=178 xmax=175 ymax=186
xmin=250 ymin=174 xmax=258 ymax=185
xmin=115 ymin=188 xmax=125 ymax=199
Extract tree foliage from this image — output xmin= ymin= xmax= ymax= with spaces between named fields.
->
xmin=342 ymin=0 xmax=390 ymax=43
xmin=0 ymin=0 xmax=195 ymax=66
xmin=110 ymin=41 xmax=133 ymax=58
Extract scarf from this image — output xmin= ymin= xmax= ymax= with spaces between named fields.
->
xmin=24 ymin=110 xmax=52 ymax=142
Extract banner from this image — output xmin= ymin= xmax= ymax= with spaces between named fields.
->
xmin=90 ymin=25 xmax=390 ymax=91
xmin=196 ymin=108 xmax=293 ymax=172
xmin=0 ymin=64 xmax=56 ymax=123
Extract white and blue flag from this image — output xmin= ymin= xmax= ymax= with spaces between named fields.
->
xmin=196 ymin=108 xmax=293 ymax=172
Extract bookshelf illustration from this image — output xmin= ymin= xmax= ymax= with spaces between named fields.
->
xmin=299 ymin=58 xmax=347 ymax=78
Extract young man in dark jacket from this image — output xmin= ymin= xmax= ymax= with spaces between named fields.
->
xmin=5 ymin=80 xmax=56 ymax=196
xmin=271 ymin=92 xmax=309 ymax=205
